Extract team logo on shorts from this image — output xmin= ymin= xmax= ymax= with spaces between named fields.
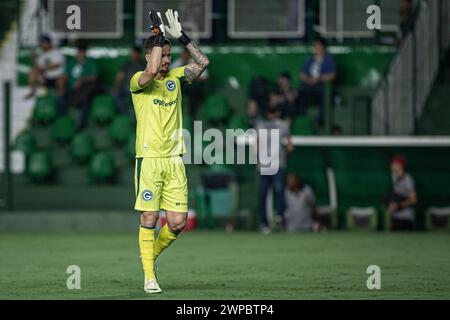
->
xmin=166 ymin=80 xmax=176 ymax=91
xmin=142 ymin=190 xmax=153 ymax=201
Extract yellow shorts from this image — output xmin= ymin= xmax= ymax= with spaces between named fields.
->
xmin=134 ymin=156 xmax=188 ymax=213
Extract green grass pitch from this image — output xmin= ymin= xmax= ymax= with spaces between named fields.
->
xmin=0 ymin=231 xmax=449 ymax=299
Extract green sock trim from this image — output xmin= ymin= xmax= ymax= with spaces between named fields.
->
xmin=140 ymin=225 xmax=155 ymax=230
xmin=135 ymin=158 xmax=143 ymax=197
xmin=167 ymin=229 xmax=179 ymax=237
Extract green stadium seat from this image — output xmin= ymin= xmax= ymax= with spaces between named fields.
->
xmin=228 ymin=114 xmax=249 ymax=131
xmin=88 ymin=152 xmax=115 ymax=183
xmin=90 ymin=95 xmax=116 ymax=126
xmin=108 ymin=115 xmax=134 ymax=145
xmin=208 ymin=163 xmax=233 ymax=173
xmin=291 ymin=116 xmax=315 ymax=135
xmin=14 ymin=130 xmax=36 ymax=155
xmin=27 ymin=150 xmax=53 ymax=182
xmin=50 ymin=116 xmax=76 ymax=144
xmin=70 ymin=132 xmax=95 ymax=164
xmin=208 ymin=189 xmax=232 ymax=217
xmin=127 ymin=134 xmax=136 ymax=160
xmin=33 ymin=95 xmax=57 ymax=125
xmin=306 ymin=105 xmax=320 ymax=120
xmin=426 ymin=207 xmax=450 ymax=230
xmin=199 ymin=95 xmax=229 ymax=124
xmin=194 ymin=187 xmax=210 ymax=229
xmin=346 ymin=207 xmax=377 ymax=230
xmin=196 ymin=168 xmax=238 ymax=229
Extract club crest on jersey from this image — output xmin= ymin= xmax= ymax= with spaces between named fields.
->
xmin=142 ymin=190 xmax=153 ymax=201
xmin=166 ymin=80 xmax=176 ymax=91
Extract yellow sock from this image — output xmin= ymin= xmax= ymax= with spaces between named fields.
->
xmin=139 ymin=226 xmax=155 ymax=281
xmin=154 ymin=224 xmax=178 ymax=260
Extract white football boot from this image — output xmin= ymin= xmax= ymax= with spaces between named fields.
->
xmin=144 ymin=277 xmax=162 ymax=293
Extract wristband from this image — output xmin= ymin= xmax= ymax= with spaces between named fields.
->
xmin=178 ymin=31 xmax=191 ymax=46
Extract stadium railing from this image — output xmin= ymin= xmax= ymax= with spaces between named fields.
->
xmin=316 ymin=0 xmax=402 ymax=42
xmin=237 ymin=135 xmax=450 ymax=230
xmin=370 ymin=0 xmax=449 ymax=135
xmin=227 ymin=0 xmax=305 ymax=39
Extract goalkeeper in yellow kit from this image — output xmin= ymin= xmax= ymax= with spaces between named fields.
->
xmin=131 ymin=9 xmax=209 ymax=293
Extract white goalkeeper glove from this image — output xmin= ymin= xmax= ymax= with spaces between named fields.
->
xmin=165 ymin=9 xmax=191 ymax=45
xmin=157 ymin=12 xmax=166 ymax=36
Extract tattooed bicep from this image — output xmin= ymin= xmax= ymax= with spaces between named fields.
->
xmin=183 ymin=41 xmax=209 ymax=82
xmin=184 ymin=63 xmax=204 ymax=82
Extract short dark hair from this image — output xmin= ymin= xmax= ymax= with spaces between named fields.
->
xmin=39 ymin=34 xmax=52 ymax=45
xmin=144 ymin=36 xmax=171 ymax=52
xmin=279 ymin=71 xmax=291 ymax=80
xmin=77 ymin=43 xmax=88 ymax=52
xmin=314 ymin=37 xmax=327 ymax=48
xmin=132 ymin=45 xmax=142 ymax=54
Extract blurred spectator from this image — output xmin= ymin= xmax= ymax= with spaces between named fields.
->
xmin=331 ymin=124 xmax=343 ymax=135
xmin=298 ymin=37 xmax=336 ymax=126
xmin=285 ymin=173 xmax=318 ymax=232
xmin=171 ymin=48 xmax=209 ymax=117
xmin=248 ymin=76 xmax=271 ymax=122
xmin=25 ymin=34 xmax=65 ymax=99
xmin=57 ymin=44 xmax=98 ymax=130
xmin=274 ymin=72 xmax=299 ymax=121
xmin=399 ymin=0 xmax=417 ymax=40
xmin=385 ymin=155 xmax=417 ymax=231
xmin=114 ymin=46 xmax=145 ymax=114
xmin=268 ymin=90 xmax=285 ymax=117
xmin=248 ymin=73 xmax=299 ymax=125
xmin=255 ymin=106 xmax=293 ymax=234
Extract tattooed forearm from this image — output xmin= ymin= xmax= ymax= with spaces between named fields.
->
xmin=184 ymin=41 xmax=210 ymax=82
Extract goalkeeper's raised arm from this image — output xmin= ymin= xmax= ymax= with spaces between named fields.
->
xmin=164 ymin=9 xmax=210 ymax=82
xmin=139 ymin=11 xmax=166 ymax=88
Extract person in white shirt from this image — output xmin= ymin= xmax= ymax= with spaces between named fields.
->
xmin=385 ymin=155 xmax=417 ymax=231
xmin=25 ymin=35 xmax=65 ymax=99
xmin=285 ymin=173 xmax=318 ymax=232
